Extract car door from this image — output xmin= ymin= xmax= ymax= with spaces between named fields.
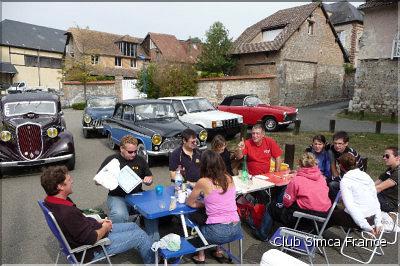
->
xmin=224 ymin=98 xmax=252 ymax=124
xmin=243 ymin=96 xmax=259 ymax=125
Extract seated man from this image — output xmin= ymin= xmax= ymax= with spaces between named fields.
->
xmin=41 ymin=166 xmax=154 ymax=264
xmin=326 ymin=131 xmax=364 ymax=201
xmin=169 ymin=128 xmax=202 ymax=184
xmin=375 ymin=146 xmax=399 ymax=212
xmin=236 ymin=123 xmax=283 ymax=175
xmin=97 ymin=135 xmax=158 ymax=241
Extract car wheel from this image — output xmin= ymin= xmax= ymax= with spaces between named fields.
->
xmin=263 ymin=117 xmax=278 ymax=132
xmin=137 ymin=143 xmax=149 ymax=163
xmin=66 ymin=154 xmax=76 ymax=170
xmin=83 ymin=129 xmax=91 ymax=138
xmin=107 ymin=133 xmax=117 ymax=150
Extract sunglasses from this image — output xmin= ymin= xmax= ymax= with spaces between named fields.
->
xmin=383 ymin=154 xmax=391 ymax=159
xmin=126 ymin=149 xmax=137 ymax=154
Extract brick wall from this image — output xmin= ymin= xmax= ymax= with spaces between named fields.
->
xmin=61 ymin=78 xmax=122 ymax=107
xmin=349 ymin=59 xmax=398 ymax=114
xmin=196 ymin=74 xmax=277 ymax=105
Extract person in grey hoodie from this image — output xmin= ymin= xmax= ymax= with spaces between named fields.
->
xmin=329 ymin=153 xmax=382 ymax=236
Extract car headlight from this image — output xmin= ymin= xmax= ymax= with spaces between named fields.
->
xmin=47 ymin=127 xmax=58 ymax=138
xmin=237 ymin=116 xmax=243 ymax=123
xmin=152 ymin=134 xmax=162 ymax=145
xmin=199 ymin=130 xmax=208 ymax=141
xmin=0 ymin=131 xmax=11 ymax=142
xmin=83 ymin=114 xmax=92 ymax=124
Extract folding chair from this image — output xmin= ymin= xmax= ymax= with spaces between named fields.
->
xmin=38 ymin=200 xmax=113 ymax=265
xmin=382 ymin=204 xmax=399 ymax=245
xmin=269 ymin=191 xmax=342 ymax=265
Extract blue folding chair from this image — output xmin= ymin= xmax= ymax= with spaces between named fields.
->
xmin=38 ymin=200 xmax=113 ymax=265
xmin=270 ymin=191 xmax=342 ymax=265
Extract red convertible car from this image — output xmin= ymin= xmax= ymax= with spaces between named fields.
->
xmin=217 ymin=94 xmax=298 ymax=131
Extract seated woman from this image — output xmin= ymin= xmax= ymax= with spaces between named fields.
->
xmin=211 ymin=135 xmax=234 ymax=176
xmin=186 ymin=150 xmax=243 ymax=264
xmin=256 ymin=152 xmax=332 ymax=241
xmin=328 ymin=153 xmax=383 ymax=235
xmin=375 ymin=146 xmax=398 ymax=212
xmin=306 ymin=134 xmax=331 ymax=180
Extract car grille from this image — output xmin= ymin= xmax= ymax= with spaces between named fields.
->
xmin=222 ymin=119 xmax=239 ymax=128
xmin=160 ymin=137 xmax=181 ymax=152
xmin=89 ymin=119 xmax=103 ymax=128
xmin=284 ymin=113 xmax=297 ymax=122
xmin=17 ymin=123 xmax=43 ymax=160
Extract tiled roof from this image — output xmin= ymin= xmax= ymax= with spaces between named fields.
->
xmin=324 ymin=1 xmax=364 ymax=25
xmin=67 ymin=28 xmax=148 ymax=59
xmin=0 ymin=19 xmax=66 ymax=53
xmin=146 ymin=32 xmax=201 ymax=63
xmin=231 ymin=3 xmax=320 ymax=54
xmin=359 ymin=0 xmax=397 ymax=10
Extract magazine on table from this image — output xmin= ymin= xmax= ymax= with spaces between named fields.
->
xmin=117 ymin=165 xmax=143 ymax=193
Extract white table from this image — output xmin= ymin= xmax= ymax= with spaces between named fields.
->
xmin=233 ymin=175 xmax=275 ymax=195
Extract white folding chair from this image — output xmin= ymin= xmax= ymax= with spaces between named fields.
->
xmin=382 ymin=206 xmax=399 ymax=245
xmin=38 ymin=200 xmax=113 ymax=265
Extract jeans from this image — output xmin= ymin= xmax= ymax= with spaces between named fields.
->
xmin=257 ymin=205 xmax=277 ymax=241
xmin=200 ymin=222 xmax=243 ymax=245
xmin=377 ymin=192 xmax=398 ymax=212
xmin=92 ymin=222 xmax=154 ymax=264
xmin=107 ymin=195 xmax=159 ymax=242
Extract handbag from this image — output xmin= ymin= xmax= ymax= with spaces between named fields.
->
xmin=236 ymin=194 xmax=266 ymax=229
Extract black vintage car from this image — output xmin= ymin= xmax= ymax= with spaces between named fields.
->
xmin=0 ymin=92 xmax=75 ymax=176
xmin=82 ymin=96 xmax=117 ymax=138
xmin=103 ymin=99 xmax=208 ymax=162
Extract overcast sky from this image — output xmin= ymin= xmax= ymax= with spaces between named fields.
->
xmin=2 ymin=1 xmax=363 ymax=41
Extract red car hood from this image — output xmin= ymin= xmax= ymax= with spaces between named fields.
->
xmin=257 ymin=104 xmax=297 ymax=113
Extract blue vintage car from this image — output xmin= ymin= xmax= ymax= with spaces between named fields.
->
xmin=103 ymin=99 xmax=208 ymax=162
xmin=82 ymin=96 xmax=117 ymax=138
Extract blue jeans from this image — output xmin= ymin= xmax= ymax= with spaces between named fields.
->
xmin=257 ymin=208 xmax=274 ymax=241
xmin=200 ymin=222 xmax=243 ymax=245
xmin=92 ymin=222 xmax=154 ymax=264
xmin=107 ymin=195 xmax=159 ymax=242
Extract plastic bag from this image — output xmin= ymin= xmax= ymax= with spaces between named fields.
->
xmin=151 ymin=233 xmax=181 ymax=252
xmin=236 ymin=194 xmax=266 ymax=229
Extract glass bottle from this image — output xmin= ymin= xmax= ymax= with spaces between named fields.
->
xmin=242 ymin=155 xmax=248 ymax=182
xmin=175 ymin=165 xmax=183 ymax=192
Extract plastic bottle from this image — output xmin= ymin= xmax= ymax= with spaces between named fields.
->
xmin=175 ymin=165 xmax=183 ymax=192
xmin=242 ymin=155 xmax=249 ymax=183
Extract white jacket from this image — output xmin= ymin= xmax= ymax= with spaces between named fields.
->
xmin=340 ymin=168 xmax=382 ymax=231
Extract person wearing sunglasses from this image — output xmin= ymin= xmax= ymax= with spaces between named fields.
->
xmin=97 ymin=135 xmax=158 ymax=242
xmin=375 ymin=147 xmax=399 ymax=212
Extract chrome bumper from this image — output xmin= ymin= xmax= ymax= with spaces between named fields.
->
xmin=0 ymin=154 xmax=74 ymax=167
xmin=278 ymin=119 xmax=297 ymax=125
xmin=82 ymin=126 xmax=104 ymax=130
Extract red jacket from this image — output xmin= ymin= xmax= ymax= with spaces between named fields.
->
xmin=283 ymin=166 xmax=331 ymax=212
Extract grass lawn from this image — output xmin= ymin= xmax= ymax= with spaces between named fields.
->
xmin=337 ymin=110 xmax=398 ymax=124
xmin=228 ymin=131 xmax=398 ymax=179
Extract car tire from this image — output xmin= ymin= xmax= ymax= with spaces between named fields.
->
xmin=263 ymin=117 xmax=278 ymax=132
xmin=107 ymin=133 xmax=117 ymax=150
xmin=66 ymin=154 xmax=76 ymax=170
xmin=83 ymin=128 xmax=91 ymax=138
xmin=137 ymin=143 xmax=149 ymax=163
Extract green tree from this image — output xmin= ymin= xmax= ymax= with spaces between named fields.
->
xmin=196 ymin=21 xmax=236 ymax=76
xmin=137 ymin=62 xmax=198 ymax=98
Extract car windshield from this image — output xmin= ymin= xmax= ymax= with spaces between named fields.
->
xmin=134 ymin=103 xmax=177 ymax=120
xmin=4 ymin=101 xmax=56 ymax=116
xmin=244 ymin=96 xmax=263 ymax=106
xmin=183 ymin=98 xmax=215 ymax=113
xmin=87 ymin=97 xmax=116 ymax=108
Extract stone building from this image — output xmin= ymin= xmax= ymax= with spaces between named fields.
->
xmin=0 ymin=19 xmax=66 ymax=90
xmin=324 ymin=1 xmax=364 ymax=67
xmin=230 ymin=2 xmax=349 ymax=107
xmin=349 ymin=0 xmax=399 ymax=114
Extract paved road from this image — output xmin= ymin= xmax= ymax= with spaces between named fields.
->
xmin=1 ymin=107 xmax=398 ymax=264
xmin=299 ymin=100 xmax=398 ymax=134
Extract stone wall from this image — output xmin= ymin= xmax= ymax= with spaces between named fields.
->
xmin=343 ymin=72 xmax=355 ymax=98
xmin=62 ymin=77 xmax=122 ymax=107
xmin=196 ymin=74 xmax=277 ymax=106
xmin=349 ymin=59 xmax=398 ymax=114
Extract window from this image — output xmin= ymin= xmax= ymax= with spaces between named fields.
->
xmin=25 ymin=55 xmax=39 ymax=67
xmin=91 ymin=55 xmax=99 ymax=65
xmin=115 ymin=57 xmax=122 ymax=67
xmin=392 ymin=32 xmax=400 ymax=59
xmin=171 ymin=100 xmax=185 ymax=115
xmin=308 ymin=21 xmax=314 ymax=35
xmin=118 ymin=42 xmax=137 ymax=57
xmin=25 ymin=55 xmax=62 ymax=68
xmin=262 ymin=28 xmax=283 ymax=42
xmin=338 ymin=31 xmax=346 ymax=45
xmin=230 ymin=99 xmax=243 ymax=106
xmin=123 ymin=105 xmax=134 ymax=121
xmin=130 ymin=59 xmax=137 ymax=68
xmin=113 ymin=105 xmax=123 ymax=119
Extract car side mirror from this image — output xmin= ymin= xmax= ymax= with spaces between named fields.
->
xmin=178 ymin=111 xmax=185 ymax=116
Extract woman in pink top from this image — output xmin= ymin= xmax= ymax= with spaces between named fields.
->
xmin=256 ymin=152 xmax=332 ymax=241
xmin=186 ymin=150 xmax=243 ymax=264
